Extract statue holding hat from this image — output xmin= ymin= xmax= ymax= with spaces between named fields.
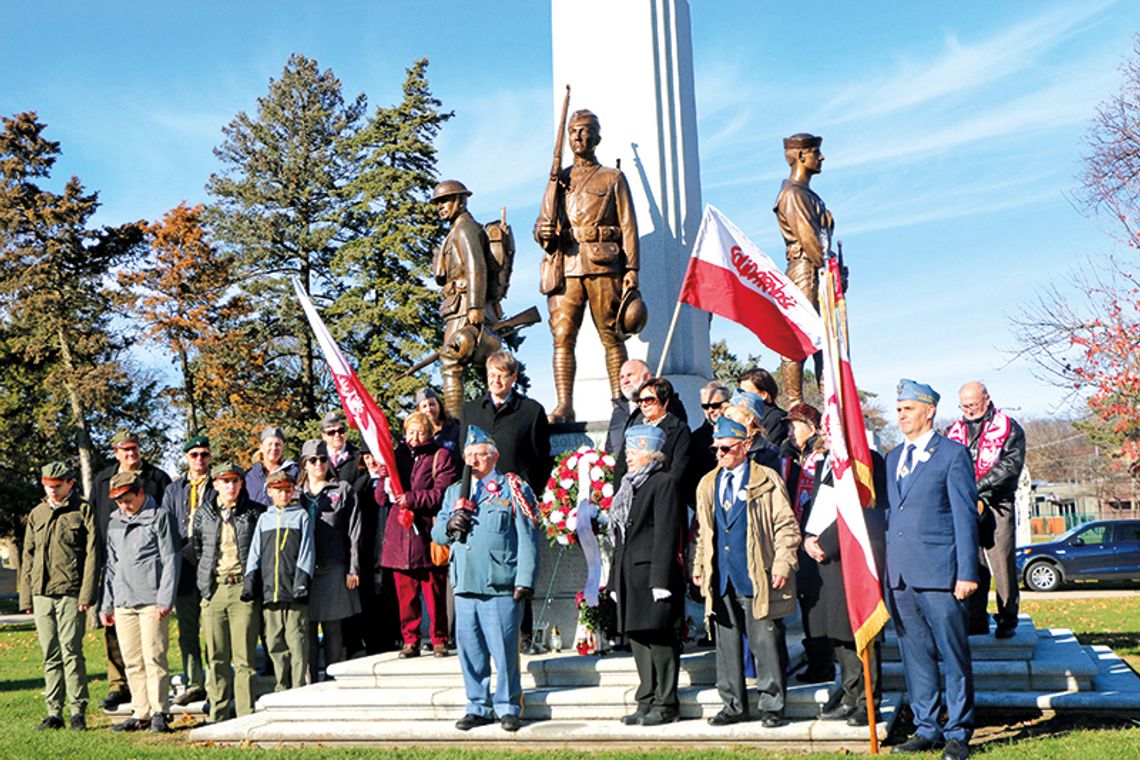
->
xmin=533 ymin=108 xmax=646 ymax=423
xmin=774 ymin=132 xmax=834 ymax=406
xmin=430 ymin=179 xmax=510 ymax=419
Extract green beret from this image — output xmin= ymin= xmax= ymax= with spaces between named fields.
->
xmin=183 ymin=435 xmax=210 ymax=453
xmin=210 ymin=462 xmax=245 ymax=480
xmin=41 ymin=461 xmax=74 ymax=482
xmin=110 ymin=429 xmax=139 ymax=448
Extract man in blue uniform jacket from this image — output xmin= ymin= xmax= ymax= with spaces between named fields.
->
xmin=432 ymin=425 xmax=540 ymax=733
xmin=885 ymin=379 xmax=980 ymax=760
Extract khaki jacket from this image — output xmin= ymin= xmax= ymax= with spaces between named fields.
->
xmin=693 ymin=461 xmax=801 ymax=622
xmin=19 ymin=492 xmax=98 ymax=610
xmin=554 ymin=163 xmax=639 ymax=277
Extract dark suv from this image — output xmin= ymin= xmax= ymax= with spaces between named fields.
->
xmin=1016 ymin=519 xmax=1140 ymax=592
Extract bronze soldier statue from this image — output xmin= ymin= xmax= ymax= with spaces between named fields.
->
xmin=431 ymin=180 xmax=502 ymax=419
xmin=774 ymin=133 xmax=833 ymax=406
xmin=534 ymin=109 xmax=640 ymax=423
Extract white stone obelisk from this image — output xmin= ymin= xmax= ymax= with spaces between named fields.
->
xmin=550 ymin=0 xmax=711 ymax=423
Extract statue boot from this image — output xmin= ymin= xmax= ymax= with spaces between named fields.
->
xmin=781 ymin=357 xmax=804 ymax=407
xmin=549 ymin=345 xmax=576 ymax=423
xmin=441 ymin=363 xmax=465 ymax=422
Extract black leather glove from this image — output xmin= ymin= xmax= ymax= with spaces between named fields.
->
xmin=447 ymin=510 xmax=472 ymax=537
xmin=239 ymin=591 xmax=253 ymax=603
xmin=513 ymin=586 xmax=533 ymax=601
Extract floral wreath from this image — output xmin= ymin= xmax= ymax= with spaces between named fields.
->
xmin=539 ymin=445 xmax=616 ymax=546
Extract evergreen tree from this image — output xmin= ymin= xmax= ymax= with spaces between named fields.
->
xmin=207 ymin=53 xmax=367 ymax=420
xmin=331 ymin=58 xmax=453 ymax=420
xmin=0 ymin=112 xmax=155 ymax=495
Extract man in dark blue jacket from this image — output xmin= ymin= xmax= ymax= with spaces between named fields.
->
xmin=885 ymin=380 xmax=979 ymax=760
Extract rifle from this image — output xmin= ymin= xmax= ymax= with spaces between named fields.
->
xmin=395 ymin=306 xmax=543 ymax=381
xmin=536 ymin=85 xmax=571 ymax=254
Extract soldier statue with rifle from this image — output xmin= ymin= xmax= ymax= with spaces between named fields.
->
xmin=534 ymin=92 xmax=646 ymax=424
xmin=430 ymin=180 xmax=513 ymax=419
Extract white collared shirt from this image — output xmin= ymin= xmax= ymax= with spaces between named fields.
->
xmin=896 ymin=428 xmax=936 ymax=480
xmin=720 ymin=459 xmax=749 ymax=507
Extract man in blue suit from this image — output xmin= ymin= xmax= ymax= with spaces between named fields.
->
xmin=432 ymin=425 xmax=540 ymax=733
xmin=885 ymin=380 xmax=979 ymax=760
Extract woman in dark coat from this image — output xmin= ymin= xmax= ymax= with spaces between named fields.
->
xmin=416 ymin=387 xmax=461 ymax=468
xmin=608 ymin=424 xmax=686 ymax=726
xmin=297 ymin=439 xmax=361 ymax=682
xmin=612 ymin=377 xmax=692 ymax=487
xmin=376 ymin=412 xmax=458 ymax=657
xmin=802 ymin=450 xmax=889 ymax=726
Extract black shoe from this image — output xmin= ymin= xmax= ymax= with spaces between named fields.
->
xmin=892 ymin=734 xmax=945 ymax=753
xmin=942 ymin=738 xmax=970 ymax=759
xmin=69 ymin=714 xmax=87 ymax=731
xmin=150 ymin=712 xmax=171 ymax=733
xmin=455 ymin=713 xmax=495 ymax=731
xmin=174 ymin=687 xmax=207 ymax=706
xmin=759 ymin=711 xmax=784 ymax=728
xmin=640 ymin=709 xmax=679 ymax=726
xmin=500 ymin=714 xmax=522 ymax=732
xmin=820 ymin=702 xmax=855 ymax=720
xmin=994 ymin=626 xmax=1016 ymax=640
xmin=967 ymin=622 xmax=989 ymax=636
xmin=100 ymin=689 xmax=131 ymax=711
xmin=795 ymin=669 xmax=835 ymax=683
xmin=111 ymin=717 xmax=149 ymax=732
xmin=846 ymin=709 xmax=870 ymax=727
xmin=620 ymin=710 xmax=647 ymax=725
xmin=37 ymin=716 xmax=64 ymax=731
xmin=203 ymin=700 xmax=211 ymax=717
xmin=707 ymin=710 xmax=747 ymax=726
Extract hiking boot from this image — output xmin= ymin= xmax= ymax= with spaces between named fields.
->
xmin=36 ymin=716 xmax=64 ymax=731
xmin=69 ymin=714 xmax=87 ymax=731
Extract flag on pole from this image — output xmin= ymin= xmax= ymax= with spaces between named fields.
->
xmin=292 ymin=278 xmax=404 ymax=496
xmin=828 ymin=258 xmax=877 ymax=508
xmin=679 ymin=205 xmax=823 ymax=360
xmin=813 ymin=266 xmax=888 ymax=654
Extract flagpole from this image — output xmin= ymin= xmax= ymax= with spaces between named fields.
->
xmin=862 ymin=646 xmax=880 ymax=754
xmin=655 ymin=295 xmax=684 ymax=378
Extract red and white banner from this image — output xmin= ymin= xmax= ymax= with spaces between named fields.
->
xmin=679 ymin=205 xmax=823 ymax=360
xmin=810 ymin=266 xmax=888 ymax=654
xmin=293 ymin=278 xmax=404 ymax=496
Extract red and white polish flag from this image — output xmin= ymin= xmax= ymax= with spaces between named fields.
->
xmin=293 ymin=278 xmax=404 ymax=496
xmin=679 ymin=205 xmax=823 ymax=360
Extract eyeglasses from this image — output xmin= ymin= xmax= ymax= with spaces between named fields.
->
xmin=187 ymin=451 xmax=210 ymax=459
xmin=700 ymin=401 xmax=726 ymax=410
xmin=324 ymin=427 xmax=347 ymax=436
xmin=306 ymin=456 xmax=329 ymax=464
xmin=711 ymin=441 xmax=745 ymax=455
xmin=636 ymin=396 xmax=660 ymax=405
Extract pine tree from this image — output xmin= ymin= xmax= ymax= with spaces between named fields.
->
xmin=331 ymin=58 xmax=453 ymax=421
xmin=0 ymin=112 xmax=154 ymax=494
xmin=207 ymin=54 xmax=367 ymax=420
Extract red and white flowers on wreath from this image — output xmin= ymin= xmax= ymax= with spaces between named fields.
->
xmin=539 ymin=446 xmax=616 ymax=546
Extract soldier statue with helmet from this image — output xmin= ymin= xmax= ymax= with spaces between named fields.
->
xmin=430 ymin=180 xmax=514 ymax=419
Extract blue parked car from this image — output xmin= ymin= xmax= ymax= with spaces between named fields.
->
xmin=1016 ymin=519 xmax=1140 ymax=592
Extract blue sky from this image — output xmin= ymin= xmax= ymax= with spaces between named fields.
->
xmin=3 ymin=0 xmax=1138 ymax=422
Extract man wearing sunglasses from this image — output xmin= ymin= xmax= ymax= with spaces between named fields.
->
xmin=159 ymin=435 xmax=216 ymax=707
xmin=90 ymin=429 xmax=171 ymax=712
xmin=688 ymin=381 xmax=731 ymax=500
xmin=321 ymin=412 xmax=360 ymax=483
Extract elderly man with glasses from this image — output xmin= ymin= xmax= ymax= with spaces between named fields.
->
xmin=693 ymin=416 xmax=801 ymax=729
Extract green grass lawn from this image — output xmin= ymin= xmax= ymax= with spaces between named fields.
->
xmin=0 ymin=602 xmax=1137 ymax=759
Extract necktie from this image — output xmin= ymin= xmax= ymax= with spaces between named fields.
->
xmin=898 ymin=444 xmax=916 ymax=489
xmin=722 ymin=472 xmax=735 ymax=509
xmin=188 ymin=477 xmax=206 ymax=537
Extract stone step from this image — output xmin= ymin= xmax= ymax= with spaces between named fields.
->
xmin=975 ymin=645 xmax=1140 ymax=712
xmin=881 ymin=628 xmax=1098 ymax=693
xmin=880 ymin=614 xmax=1038 ymax=662
xmin=255 ymin=678 xmax=838 ymax=721
xmin=189 ymin=695 xmax=899 ymax=752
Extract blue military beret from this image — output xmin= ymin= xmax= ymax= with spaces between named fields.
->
xmin=465 ymin=424 xmax=496 ymax=449
xmin=730 ymin=390 xmax=766 ymax=425
xmin=897 ymin=378 xmax=940 ymax=405
xmin=625 ymin=424 xmax=666 ymax=453
xmin=713 ymin=417 xmax=749 ymax=441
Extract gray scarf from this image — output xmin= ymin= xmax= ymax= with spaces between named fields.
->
xmin=611 ymin=461 xmax=661 ymax=544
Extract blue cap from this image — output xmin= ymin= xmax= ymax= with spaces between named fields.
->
xmin=897 ymin=378 xmax=940 ymax=405
xmin=730 ymin=390 xmax=766 ymax=425
xmin=713 ymin=416 xmax=749 ymax=441
xmin=624 ymin=424 xmax=666 ymax=452
xmin=465 ymin=424 xmax=496 ymax=448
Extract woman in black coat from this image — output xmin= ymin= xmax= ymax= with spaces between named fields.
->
xmin=608 ymin=424 xmax=686 ymax=726
xmin=611 ymin=377 xmax=692 ymax=488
